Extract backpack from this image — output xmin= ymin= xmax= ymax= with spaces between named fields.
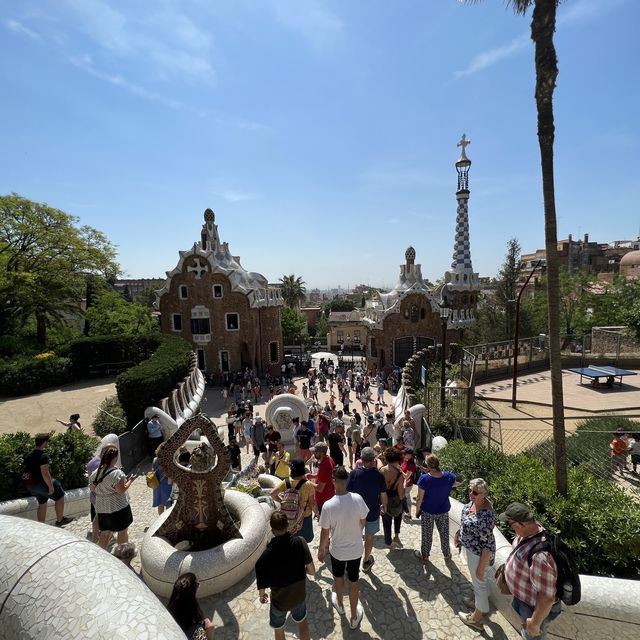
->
xmin=526 ymin=530 xmax=581 ymax=606
xmin=376 ymin=422 xmax=388 ymax=441
xmin=280 ymin=478 xmax=307 ymax=534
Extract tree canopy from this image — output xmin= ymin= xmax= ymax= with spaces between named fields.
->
xmin=279 ymin=274 xmax=306 ymax=308
xmin=0 ymin=194 xmax=119 ymax=344
xmin=280 ymin=306 xmax=307 ymax=343
xmin=85 ymin=289 xmax=157 ymax=336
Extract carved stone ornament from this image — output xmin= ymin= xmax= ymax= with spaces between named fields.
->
xmin=155 ymin=413 xmax=240 ymax=550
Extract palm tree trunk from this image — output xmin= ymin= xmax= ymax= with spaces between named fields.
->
xmin=532 ymin=0 xmax=567 ymax=495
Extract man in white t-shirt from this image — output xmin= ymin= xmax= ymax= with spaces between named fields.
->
xmin=318 ymin=465 xmax=368 ymax=630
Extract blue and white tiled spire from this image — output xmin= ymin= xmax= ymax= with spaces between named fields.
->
xmin=442 ymin=134 xmax=480 ymax=329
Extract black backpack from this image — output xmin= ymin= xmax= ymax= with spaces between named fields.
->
xmin=376 ymin=422 xmax=388 ymax=441
xmin=526 ymin=530 xmax=581 ymax=606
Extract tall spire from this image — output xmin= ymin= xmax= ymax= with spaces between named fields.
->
xmin=441 ymin=134 xmax=480 ymax=328
xmin=200 ymin=208 xmax=221 ymax=252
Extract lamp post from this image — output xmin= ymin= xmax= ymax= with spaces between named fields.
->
xmin=440 ymin=305 xmax=451 ymax=412
xmin=511 ymin=260 xmax=542 ymax=408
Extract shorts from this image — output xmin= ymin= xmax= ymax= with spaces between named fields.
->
xmin=364 ymin=519 xmax=380 ymax=536
xmin=30 ymin=479 xmax=65 ymax=505
xmin=253 ymin=444 xmax=267 ymax=456
xmin=300 ymin=448 xmax=312 ymax=462
xmin=299 ymin=515 xmax=314 ymax=543
xmin=330 ymin=554 xmax=361 ymax=582
xmin=269 ymin=600 xmax=307 ymax=629
xmin=97 ymin=504 xmax=133 ymax=533
xmin=90 ymin=503 xmax=96 ymax=521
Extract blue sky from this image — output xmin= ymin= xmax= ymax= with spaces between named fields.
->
xmin=1 ymin=0 xmax=638 ymax=289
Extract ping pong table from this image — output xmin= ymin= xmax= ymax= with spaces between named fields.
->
xmin=568 ymin=365 xmax=636 ymax=388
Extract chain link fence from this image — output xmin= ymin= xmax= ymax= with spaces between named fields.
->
xmin=453 ymin=415 xmax=640 ymax=496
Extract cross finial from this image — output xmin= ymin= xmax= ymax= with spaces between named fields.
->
xmin=457 ymin=133 xmax=471 ymax=161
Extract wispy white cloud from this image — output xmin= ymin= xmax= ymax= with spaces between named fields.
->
xmin=5 ymin=19 xmax=42 ymax=40
xmin=271 ymin=0 xmax=343 ymax=48
xmin=220 ymin=190 xmax=259 ymax=203
xmin=454 ymin=0 xmax=628 ymax=79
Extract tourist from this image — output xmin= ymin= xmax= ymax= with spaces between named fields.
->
xmin=326 ymin=422 xmax=347 ymax=467
xmin=265 ymin=424 xmax=282 ymax=460
xmin=251 ymin=415 xmax=268 ymax=463
xmin=23 ymin=433 xmax=73 ymax=526
xmin=226 ymin=436 xmax=242 ymax=472
xmin=351 ymin=428 xmax=363 ymax=464
xmin=151 ymin=445 xmax=173 ymax=515
xmin=380 ymin=448 xmax=405 ymax=550
xmin=318 ymin=466 xmax=368 ymax=630
xmin=302 ymin=382 xmax=308 ymax=400
xmin=225 ymin=409 xmax=236 ymax=442
xmin=167 ymin=572 xmax=215 ymax=640
xmin=270 ymin=458 xmax=317 ymax=543
xmin=498 ymin=503 xmax=562 ymax=640
xmin=296 ymin=421 xmax=314 ymax=465
xmin=363 ymin=415 xmax=377 ymax=447
xmin=346 ymin=447 xmax=387 ymax=573
xmin=146 ymin=414 xmax=164 ymax=457
xmin=256 ymin=510 xmax=315 ymax=640
xmin=400 ymin=449 xmax=417 ymax=521
xmin=242 ymin=411 xmax=253 ymax=454
xmin=89 ymin=445 xmax=138 ymax=549
xmin=306 ymin=442 xmax=335 ymax=514
xmin=112 ymin=542 xmax=137 ymax=572
xmin=630 ymin=432 xmax=640 ymax=475
xmin=56 ymin=413 xmax=81 ymax=431
xmin=610 ymin=431 xmax=629 ymax=474
xmin=402 ymin=419 xmax=416 ymax=451
xmin=270 ymin=441 xmax=291 ymax=479
xmin=87 ymin=433 xmax=120 ymax=542
xmin=317 ymin=409 xmax=330 ymax=442
xmin=414 ymin=454 xmax=460 ymax=564
xmin=377 ymin=379 xmax=386 ymax=405
xmin=455 ymin=478 xmax=495 ymax=631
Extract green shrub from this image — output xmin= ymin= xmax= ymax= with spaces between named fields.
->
xmin=69 ymin=333 xmax=161 ymax=377
xmin=116 ymin=334 xmax=193 ymax=427
xmin=92 ymin=396 xmax=128 ymax=437
xmin=0 ymin=430 xmax=97 ymax=501
xmin=0 ymin=354 xmax=73 ymax=397
xmin=437 ymin=440 xmax=640 ymax=578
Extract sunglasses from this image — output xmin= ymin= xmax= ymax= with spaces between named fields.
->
xmin=468 ymin=489 xmax=479 ymax=496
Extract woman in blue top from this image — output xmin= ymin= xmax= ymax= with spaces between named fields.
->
xmin=152 ymin=445 xmax=172 ymax=515
xmin=414 ymin=454 xmax=460 ymax=564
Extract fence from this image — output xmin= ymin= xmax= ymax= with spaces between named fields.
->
xmin=452 ymin=413 xmax=640 ymax=497
xmin=422 ymin=385 xmax=471 ymax=427
xmin=591 ymin=326 xmax=640 ymax=362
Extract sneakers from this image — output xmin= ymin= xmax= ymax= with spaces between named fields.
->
xmin=331 ymin=592 xmax=345 ymax=616
xmin=393 ymin=535 xmax=403 ymax=548
xmin=458 ymin=612 xmax=484 ymax=631
xmin=462 ymin=596 xmax=475 ymax=609
xmin=362 ymin=556 xmax=375 ymax=573
xmin=350 ymin=603 xmax=364 ymax=630
xmin=55 ymin=516 xmax=73 ymax=527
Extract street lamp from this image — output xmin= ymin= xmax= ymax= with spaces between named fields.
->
xmin=440 ymin=305 xmax=451 ymax=411
xmin=511 ymin=260 xmax=542 ymax=408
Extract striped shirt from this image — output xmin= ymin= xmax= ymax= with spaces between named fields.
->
xmin=89 ymin=467 xmax=129 ymax=515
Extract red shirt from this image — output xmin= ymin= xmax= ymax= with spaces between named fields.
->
xmin=315 ymin=456 xmax=335 ymax=507
xmin=401 ymin=459 xmax=416 ymax=487
xmin=505 ymin=525 xmax=558 ymax=607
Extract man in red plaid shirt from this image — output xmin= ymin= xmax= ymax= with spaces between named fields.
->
xmin=499 ymin=503 xmax=562 ymax=640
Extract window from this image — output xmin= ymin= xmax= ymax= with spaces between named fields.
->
xmin=172 ymin=314 xmax=182 ymax=331
xmin=213 ymin=285 xmax=223 ymax=299
xmin=191 ymin=317 xmax=211 ymax=334
xmin=196 ymin=348 xmax=206 ymax=370
xmin=226 ymin=313 xmax=239 ymax=331
xmin=179 ymin=285 xmax=188 ymax=299
xmin=337 ymin=331 xmax=344 ymax=344
xmin=269 ymin=341 xmax=278 ymax=363
xmin=353 ymin=330 xmax=361 ymax=345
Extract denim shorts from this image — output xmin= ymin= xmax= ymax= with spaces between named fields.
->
xmin=512 ymin=597 xmax=562 ymax=640
xmin=364 ymin=518 xmax=380 ymax=536
xmin=299 ymin=515 xmax=314 ymax=543
xmin=30 ymin=479 xmax=65 ymax=505
xmin=269 ymin=600 xmax=307 ymax=629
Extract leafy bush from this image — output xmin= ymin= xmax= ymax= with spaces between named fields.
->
xmin=116 ymin=334 xmax=193 ymax=427
xmin=0 ymin=430 xmax=98 ymax=501
xmin=92 ymin=396 xmax=128 ymax=437
xmin=437 ymin=440 xmax=640 ymax=578
xmin=523 ymin=416 xmax=640 ymax=481
xmin=69 ymin=333 xmax=161 ymax=378
xmin=0 ymin=354 xmax=73 ymax=397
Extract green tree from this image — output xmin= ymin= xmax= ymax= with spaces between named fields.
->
xmin=315 ymin=315 xmax=330 ymax=338
xmin=462 ymin=0 xmax=568 ymax=495
xmin=281 ymin=306 xmax=306 ymax=343
xmin=0 ymin=194 xmax=119 ymax=345
xmin=85 ymin=290 xmax=157 ymax=336
xmin=329 ymin=299 xmax=356 ymax=312
xmin=495 ymin=238 xmax=522 ymax=340
xmin=279 ymin=274 xmax=306 ymax=308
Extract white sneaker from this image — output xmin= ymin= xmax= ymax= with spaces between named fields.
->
xmin=350 ymin=603 xmax=364 ymax=629
xmin=331 ymin=592 xmax=345 ymax=616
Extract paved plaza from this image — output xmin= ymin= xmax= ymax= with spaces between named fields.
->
xmin=3 ymin=376 xmax=521 ymax=639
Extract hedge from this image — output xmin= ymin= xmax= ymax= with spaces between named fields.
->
xmin=0 ymin=354 xmax=73 ymax=397
xmin=523 ymin=416 xmax=639 ymax=481
xmin=0 ymin=430 xmax=98 ymax=502
xmin=437 ymin=440 xmax=640 ymax=578
xmin=116 ymin=334 xmax=193 ymax=427
xmin=92 ymin=396 xmax=129 ymax=437
xmin=68 ymin=333 xmax=161 ymax=378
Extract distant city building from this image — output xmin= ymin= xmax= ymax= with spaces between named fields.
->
xmin=299 ymin=306 xmax=323 ymax=332
xmin=328 ymin=310 xmax=365 ymax=353
xmin=156 ymin=209 xmax=284 ymax=375
xmin=114 ymin=278 xmax=165 ymax=299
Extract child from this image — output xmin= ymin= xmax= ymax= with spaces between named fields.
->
xmin=610 ymin=431 xmax=628 ymax=475
xmin=401 ymin=449 xmax=417 ymax=520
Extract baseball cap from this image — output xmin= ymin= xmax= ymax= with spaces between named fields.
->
xmin=360 ymin=447 xmax=376 ymax=462
xmin=498 ymin=502 xmax=535 ymax=524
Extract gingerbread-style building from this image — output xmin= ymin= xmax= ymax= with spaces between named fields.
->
xmin=156 ymin=209 xmax=284 ymax=375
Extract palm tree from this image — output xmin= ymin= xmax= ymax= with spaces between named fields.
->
xmin=463 ymin=0 xmax=567 ymax=495
xmin=279 ymin=274 xmax=307 ymax=309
